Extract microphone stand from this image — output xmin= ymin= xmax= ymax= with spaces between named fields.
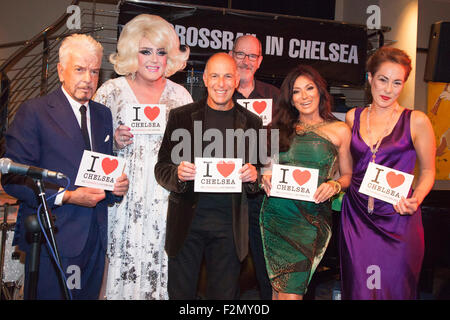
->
xmin=24 ymin=214 xmax=41 ymax=300
xmin=25 ymin=179 xmax=70 ymax=300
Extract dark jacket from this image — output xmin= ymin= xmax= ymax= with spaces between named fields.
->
xmin=1 ymin=87 xmax=119 ymax=257
xmin=155 ymin=98 xmax=263 ymax=261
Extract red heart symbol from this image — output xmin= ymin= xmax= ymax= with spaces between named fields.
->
xmin=144 ymin=106 xmax=160 ymax=121
xmin=102 ymin=158 xmax=119 ymax=175
xmin=216 ymin=161 xmax=235 ymax=178
xmin=292 ymin=169 xmax=311 ymax=186
xmin=252 ymin=101 xmax=267 ymax=114
xmin=386 ymin=171 xmax=405 ymax=189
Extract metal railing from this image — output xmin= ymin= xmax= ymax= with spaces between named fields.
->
xmin=0 ymin=0 xmax=120 ymax=156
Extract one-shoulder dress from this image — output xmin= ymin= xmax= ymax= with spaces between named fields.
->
xmin=260 ymin=126 xmax=338 ymax=295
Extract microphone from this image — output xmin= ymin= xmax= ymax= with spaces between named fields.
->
xmin=0 ymin=158 xmax=67 ymax=180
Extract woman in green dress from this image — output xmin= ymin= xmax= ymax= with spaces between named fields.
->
xmin=260 ymin=65 xmax=353 ymax=300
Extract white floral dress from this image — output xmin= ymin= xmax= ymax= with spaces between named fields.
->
xmin=94 ymin=77 xmax=193 ymax=299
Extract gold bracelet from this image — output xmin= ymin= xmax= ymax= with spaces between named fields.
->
xmin=327 ymin=180 xmax=342 ymax=195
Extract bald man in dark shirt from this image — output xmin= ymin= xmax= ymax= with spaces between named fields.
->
xmin=155 ymin=53 xmax=263 ymax=299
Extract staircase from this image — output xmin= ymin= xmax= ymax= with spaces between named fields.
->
xmin=0 ymin=0 xmax=120 ymax=156
xmin=0 ymin=0 xmax=121 ymax=217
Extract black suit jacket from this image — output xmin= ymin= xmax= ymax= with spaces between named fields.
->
xmin=155 ymin=98 xmax=263 ymax=261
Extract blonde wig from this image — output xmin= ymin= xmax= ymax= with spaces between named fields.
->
xmin=110 ymin=14 xmax=189 ymax=78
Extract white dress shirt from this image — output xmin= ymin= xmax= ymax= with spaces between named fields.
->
xmin=61 ymin=86 xmax=93 ymax=147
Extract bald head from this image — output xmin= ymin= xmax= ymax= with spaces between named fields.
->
xmin=203 ymin=53 xmax=240 ymax=110
xmin=234 ymin=35 xmax=262 ymax=56
xmin=205 ymin=52 xmax=237 ymax=74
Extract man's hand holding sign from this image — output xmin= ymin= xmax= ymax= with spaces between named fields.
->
xmin=74 ymin=151 xmax=128 ymax=207
xmin=178 ymin=158 xmax=257 ymax=193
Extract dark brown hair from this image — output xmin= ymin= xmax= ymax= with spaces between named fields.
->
xmin=270 ymin=64 xmax=336 ymax=152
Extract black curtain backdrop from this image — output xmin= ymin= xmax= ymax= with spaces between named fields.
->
xmin=118 ymin=1 xmax=366 ymax=88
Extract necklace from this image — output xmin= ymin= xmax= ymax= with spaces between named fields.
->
xmin=295 ymin=120 xmax=327 ymax=135
xmin=365 ymin=104 xmax=398 ymax=214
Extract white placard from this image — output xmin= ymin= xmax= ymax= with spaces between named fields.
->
xmin=194 ymin=157 xmax=243 ymax=193
xmin=125 ymin=104 xmax=166 ymax=134
xmin=270 ymin=164 xmax=319 ymax=202
xmin=75 ymin=150 xmax=126 ymax=191
xmin=358 ymin=162 xmax=414 ymax=205
xmin=236 ymin=99 xmax=272 ymax=126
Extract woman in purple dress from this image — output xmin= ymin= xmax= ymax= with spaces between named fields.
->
xmin=339 ymin=47 xmax=436 ymax=300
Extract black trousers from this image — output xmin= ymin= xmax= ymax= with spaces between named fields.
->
xmin=248 ymin=191 xmax=272 ymax=300
xmin=168 ymin=207 xmax=241 ymax=300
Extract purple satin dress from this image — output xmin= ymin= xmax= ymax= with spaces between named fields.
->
xmin=340 ymin=107 xmax=424 ymax=300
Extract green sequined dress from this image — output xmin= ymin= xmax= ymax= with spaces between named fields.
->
xmin=260 ymin=126 xmax=338 ymax=295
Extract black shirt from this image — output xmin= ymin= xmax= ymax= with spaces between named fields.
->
xmin=233 ymin=79 xmax=280 ymax=126
xmin=196 ymin=105 xmax=236 ymax=218
xmin=203 ymin=104 xmax=235 ymax=158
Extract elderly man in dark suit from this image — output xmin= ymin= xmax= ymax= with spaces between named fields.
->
xmin=1 ymin=34 xmax=128 ymax=299
xmin=155 ymin=53 xmax=262 ymax=299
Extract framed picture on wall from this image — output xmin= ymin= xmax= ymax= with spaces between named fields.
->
xmin=427 ymin=82 xmax=450 ymax=189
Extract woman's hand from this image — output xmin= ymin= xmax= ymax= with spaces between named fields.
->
xmin=261 ymin=173 xmax=272 ymax=196
xmin=314 ymin=181 xmax=339 ymax=203
xmin=394 ymin=196 xmax=418 ymax=215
